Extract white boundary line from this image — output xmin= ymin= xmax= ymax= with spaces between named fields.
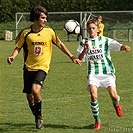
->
xmin=1 ymin=89 xmax=132 ymax=104
xmin=43 ymin=89 xmax=132 ymax=102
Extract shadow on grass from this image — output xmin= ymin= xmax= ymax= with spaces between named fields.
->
xmin=0 ymin=122 xmax=94 ymax=131
xmin=0 ymin=123 xmax=36 ymax=132
xmin=44 ymin=123 xmax=94 ymax=129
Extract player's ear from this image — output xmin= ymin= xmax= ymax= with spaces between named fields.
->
xmin=97 ymin=28 xmax=101 ymax=34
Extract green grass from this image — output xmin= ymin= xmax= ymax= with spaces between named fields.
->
xmin=0 ymin=40 xmax=132 ymax=133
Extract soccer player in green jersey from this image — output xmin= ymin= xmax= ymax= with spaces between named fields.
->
xmin=77 ymin=19 xmax=130 ymax=130
xmin=7 ymin=6 xmax=81 ymax=129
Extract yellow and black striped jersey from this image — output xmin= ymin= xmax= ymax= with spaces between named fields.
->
xmin=15 ymin=26 xmax=61 ymax=73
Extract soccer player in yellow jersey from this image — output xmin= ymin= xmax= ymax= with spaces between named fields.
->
xmin=7 ymin=6 xmax=81 ymax=129
xmin=97 ymin=16 xmax=104 ymax=36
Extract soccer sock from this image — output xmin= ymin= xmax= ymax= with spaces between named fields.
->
xmin=90 ymin=101 xmax=101 ymax=122
xmin=112 ymin=95 xmax=120 ymax=106
xmin=29 ymin=103 xmax=36 ymax=116
xmin=35 ymin=99 xmax=42 ymax=118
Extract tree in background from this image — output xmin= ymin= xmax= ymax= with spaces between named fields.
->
xmin=0 ymin=0 xmax=133 ymax=23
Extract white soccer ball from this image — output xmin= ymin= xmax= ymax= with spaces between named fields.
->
xmin=64 ymin=20 xmax=80 ymax=34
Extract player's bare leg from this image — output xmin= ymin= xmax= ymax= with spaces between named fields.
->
xmin=107 ymin=86 xmax=123 ymax=117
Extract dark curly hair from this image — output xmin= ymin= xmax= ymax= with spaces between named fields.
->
xmin=30 ymin=6 xmax=48 ymax=22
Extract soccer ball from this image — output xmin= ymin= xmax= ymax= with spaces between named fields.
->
xmin=64 ymin=20 xmax=80 ymax=34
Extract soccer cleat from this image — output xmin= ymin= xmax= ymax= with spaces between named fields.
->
xmin=93 ymin=121 xmax=102 ymax=130
xmin=114 ymin=103 xmax=123 ymax=117
xmin=35 ymin=117 xmax=43 ymax=129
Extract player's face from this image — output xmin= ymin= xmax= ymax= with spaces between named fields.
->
xmin=98 ymin=18 xmax=102 ymax=23
xmin=37 ymin=12 xmax=47 ymax=27
xmin=87 ymin=23 xmax=99 ymax=38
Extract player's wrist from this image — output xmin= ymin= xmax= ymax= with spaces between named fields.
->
xmin=70 ymin=55 xmax=74 ymax=59
xmin=83 ymin=48 xmax=87 ymax=52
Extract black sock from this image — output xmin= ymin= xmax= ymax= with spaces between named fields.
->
xmin=29 ymin=104 xmax=36 ymax=116
xmin=35 ymin=99 xmax=42 ymax=118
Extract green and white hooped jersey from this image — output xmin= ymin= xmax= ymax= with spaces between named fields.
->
xmin=77 ymin=36 xmax=122 ymax=75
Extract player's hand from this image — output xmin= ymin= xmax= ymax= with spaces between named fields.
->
xmin=124 ymin=45 xmax=131 ymax=52
xmin=84 ymin=40 xmax=89 ymax=50
xmin=70 ymin=56 xmax=81 ymax=66
xmin=7 ymin=57 xmax=14 ymax=65
xmin=121 ymin=45 xmax=131 ymax=52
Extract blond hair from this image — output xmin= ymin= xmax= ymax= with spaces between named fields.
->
xmin=87 ymin=19 xmax=99 ymax=28
xmin=87 ymin=19 xmax=100 ymax=34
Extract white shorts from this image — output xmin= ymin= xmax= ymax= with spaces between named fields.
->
xmin=86 ymin=74 xmax=116 ymax=91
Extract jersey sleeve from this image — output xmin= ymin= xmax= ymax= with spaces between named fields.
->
xmin=50 ymin=29 xmax=61 ymax=46
xmin=108 ymin=38 xmax=122 ymax=51
xmin=15 ymin=30 xmax=25 ymax=48
xmin=77 ymin=39 xmax=86 ymax=53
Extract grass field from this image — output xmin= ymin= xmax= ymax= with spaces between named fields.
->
xmin=0 ymin=40 xmax=132 ymax=133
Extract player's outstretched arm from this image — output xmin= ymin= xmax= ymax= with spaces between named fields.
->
xmin=120 ymin=45 xmax=131 ymax=52
xmin=58 ymin=42 xmax=81 ymax=66
xmin=7 ymin=47 xmax=21 ymax=65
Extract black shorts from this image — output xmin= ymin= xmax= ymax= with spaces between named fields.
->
xmin=23 ymin=69 xmax=47 ymax=94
